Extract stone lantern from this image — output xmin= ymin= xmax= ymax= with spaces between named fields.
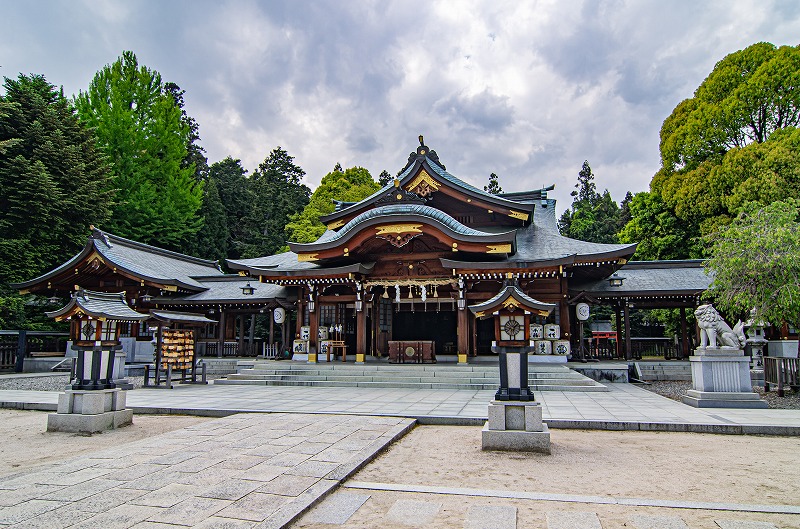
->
xmin=469 ymin=281 xmax=556 ymax=453
xmin=45 ymin=290 xmax=148 ymax=432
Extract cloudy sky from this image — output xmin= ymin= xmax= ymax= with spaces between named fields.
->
xmin=3 ymin=0 xmax=799 ymax=211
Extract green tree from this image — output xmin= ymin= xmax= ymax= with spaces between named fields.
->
xmin=209 ymin=157 xmax=250 ymax=259
xmin=623 ymin=43 xmax=800 ymax=258
xmin=285 ymin=166 xmax=380 ymax=244
xmin=0 ymin=74 xmax=113 ymax=285
xmin=558 ymin=161 xmax=622 ymax=244
xmin=194 ymin=177 xmax=228 ymax=263
xmin=484 ymin=172 xmax=503 ymax=194
xmin=75 ymin=51 xmax=203 ymax=252
xmin=705 ymin=200 xmax=800 ymax=350
xmin=378 ymin=169 xmax=392 ymax=187
xmin=241 ymin=147 xmax=310 ymax=257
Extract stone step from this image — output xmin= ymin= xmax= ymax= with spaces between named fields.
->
xmin=226 ymin=372 xmax=599 ymax=386
xmin=213 ymin=378 xmax=607 ymax=391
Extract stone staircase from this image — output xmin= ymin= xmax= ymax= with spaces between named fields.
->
xmin=633 ymin=361 xmax=691 ymax=381
xmin=215 ymin=360 xmax=607 ymax=391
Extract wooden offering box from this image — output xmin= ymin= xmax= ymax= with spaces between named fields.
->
xmin=160 ymin=330 xmax=195 ymax=370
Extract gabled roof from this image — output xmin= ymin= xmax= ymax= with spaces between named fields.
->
xmin=570 ymin=260 xmax=711 ymax=298
xmin=15 ymin=228 xmax=223 ymax=292
xmin=156 ymin=276 xmax=295 ymax=304
xmin=441 ymin=199 xmax=637 ymax=272
xmin=46 ymin=290 xmax=148 ymax=322
xmin=469 ymin=283 xmax=556 ymax=318
xmin=149 ymin=310 xmax=218 ymax=325
xmin=319 ymin=141 xmax=534 ymax=227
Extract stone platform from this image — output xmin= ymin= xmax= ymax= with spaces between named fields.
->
xmin=47 ymin=388 xmax=133 ymax=433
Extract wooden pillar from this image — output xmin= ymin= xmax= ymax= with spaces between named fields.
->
xmin=356 ymin=307 xmax=366 ymax=361
xmin=217 ymin=310 xmax=225 ymax=358
xmin=269 ymin=309 xmax=275 ymax=345
xmin=471 ymin=312 xmax=478 ymax=357
xmin=680 ymin=307 xmax=689 ymax=359
xmin=615 ymin=307 xmax=623 ymax=359
xmin=457 ymin=306 xmax=469 ymax=363
xmin=559 ymin=273 xmax=570 ymax=343
xmin=309 ymin=305 xmax=319 ymax=358
xmin=237 ymin=315 xmax=245 ymax=355
xmin=623 ymin=302 xmax=632 ymax=360
xmin=248 ymin=314 xmax=256 ymax=346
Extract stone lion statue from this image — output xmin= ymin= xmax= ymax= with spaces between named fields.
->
xmin=694 ymin=304 xmax=745 ymax=349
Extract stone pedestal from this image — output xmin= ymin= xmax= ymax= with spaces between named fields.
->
xmin=767 ymin=340 xmax=799 ymax=358
xmin=47 ymin=388 xmax=133 ymax=433
xmin=482 ymin=400 xmax=551 ymax=453
xmin=682 ymin=347 xmax=767 ymax=409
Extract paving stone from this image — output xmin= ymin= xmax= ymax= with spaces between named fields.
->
xmin=176 ymin=467 xmax=240 ymax=487
xmin=215 ymin=492 xmax=288 ymax=522
xmin=546 ymin=511 xmax=602 ymax=529
xmin=0 ymin=499 xmax=64 ymax=525
xmin=243 ymin=463 xmax=287 ymax=482
xmin=131 ymin=482 xmax=201 ymax=507
xmin=146 ymin=497 xmax=231 ymax=526
xmin=465 ymin=504 xmax=517 ymax=529
xmin=68 ymin=504 xmax=164 ymax=529
xmin=266 ymin=451 xmax=313 ymax=467
xmin=715 ymin=521 xmax=778 ymax=529
xmin=30 ymin=467 xmax=111 ymax=486
xmin=128 ymin=522 xmax=184 ymax=529
xmin=149 ymin=450 xmax=202 ymax=465
xmin=257 ymin=474 xmax=319 ymax=497
xmin=270 ymin=435 xmax=308 ymax=447
xmin=198 ymin=479 xmax=264 ymax=501
xmin=177 ymin=456 xmax=227 ymax=472
xmin=71 ymin=487 xmax=150 ymax=513
xmin=311 ymin=447 xmax=356 ymax=464
xmin=630 ymin=514 xmax=689 ymax=529
xmin=287 ymin=442 xmax=334 ymax=455
xmin=251 ymin=479 xmax=338 ymax=529
xmin=288 ymin=460 xmax=340 ymax=478
xmin=117 ymin=468 xmax=184 ymax=491
xmin=192 ymin=516 xmax=257 ymax=528
xmin=246 ymin=444 xmax=289 ymax=457
xmin=7 ymin=503 xmax=94 ymax=529
xmin=299 ymin=492 xmax=370 ymax=525
xmin=217 ymin=455 xmax=265 ymax=470
xmin=103 ymin=463 xmax=164 ymax=481
xmin=386 ymin=499 xmax=442 ymax=526
xmin=0 ymin=484 xmax=60 ymax=507
xmin=40 ymin=478 xmax=119 ymax=502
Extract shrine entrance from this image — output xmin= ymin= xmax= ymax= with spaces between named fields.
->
xmin=392 ymin=309 xmax=457 ymax=355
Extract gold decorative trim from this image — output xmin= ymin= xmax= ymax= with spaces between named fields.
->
xmin=618 ymin=258 xmax=628 ymax=264
xmin=238 ymin=271 xmax=246 ymax=276
xmin=405 ymin=170 xmax=439 ymax=197
xmin=502 ymin=298 xmax=521 ymax=311
xmin=486 ymin=244 xmax=512 ymax=254
xmin=163 ymin=285 xmax=178 ymax=292
xmin=375 ymin=224 xmax=423 ymax=236
xmin=326 ymin=219 xmax=345 ymax=230
xmin=297 ymin=253 xmax=319 ymax=262
xmin=508 ymin=210 xmax=529 ymax=221
xmin=474 ymin=310 xmax=485 ymax=318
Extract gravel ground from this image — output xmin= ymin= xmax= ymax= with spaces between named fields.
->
xmin=1 ymin=374 xmax=798 ymax=409
xmin=641 ymin=380 xmax=800 ymax=409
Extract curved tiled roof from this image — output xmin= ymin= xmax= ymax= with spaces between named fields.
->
xmin=46 ymin=290 xmax=148 ymax=321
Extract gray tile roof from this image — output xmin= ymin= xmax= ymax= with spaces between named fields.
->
xmin=149 ymin=310 xmax=218 ymax=324
xmin=159 ymin=276 xmax=292 ymax=304
xmin=469 ymin=284 xmax=557 ymax=316
xmin=16 ymin=228 xmax=224 ymax=291
xmin=46 ymin=290 xmax=148 ymax=321
xmin=571 ymin=260 xmax=711 ymax=296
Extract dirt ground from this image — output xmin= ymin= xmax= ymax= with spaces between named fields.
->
xmin=1 ymin=410 xmax=797 ymax=528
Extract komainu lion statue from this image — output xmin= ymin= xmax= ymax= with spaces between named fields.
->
xmin=694 ymin=304 xmax=745 ymax=349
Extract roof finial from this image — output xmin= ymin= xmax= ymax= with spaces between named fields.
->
xmin=419 ymin=135 xmax=424 ymax=146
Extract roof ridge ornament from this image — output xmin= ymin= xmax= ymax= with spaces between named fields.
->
xmin=89 ymin=225 xmax=112 ymax=248
xmin=401 ymin=135 xmax=446 ymax=173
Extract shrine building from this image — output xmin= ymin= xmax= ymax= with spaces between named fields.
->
xmin=15 ymin=138 xmax=711 ymax=365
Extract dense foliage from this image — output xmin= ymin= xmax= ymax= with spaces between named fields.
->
xmin=621 ymin=42 xmax=800 ymax=259
xmin=75 ymin=51 xmax=203 ymax=252
xmin=285 ymin=166 xmax=379 ymax=244
xmin=558 ymin=161 xmax=626 ymax=244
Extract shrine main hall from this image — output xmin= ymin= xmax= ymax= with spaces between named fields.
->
xmin=16 ymin=139 xmax=710 ymax=364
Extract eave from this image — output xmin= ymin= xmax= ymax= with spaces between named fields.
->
xmin=468 ymin=284 xmax=557 ymax=319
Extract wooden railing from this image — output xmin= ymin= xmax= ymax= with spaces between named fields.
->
xmin=0 ymin=343 xmax=15 ymax=370
xmin=764 ymin=357 xmax=800 ymax=397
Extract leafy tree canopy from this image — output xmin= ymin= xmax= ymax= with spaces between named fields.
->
xmin=705 ymin=199 xmax=800 ymax=330
xmin=484 ymin=172 xmax=503 ymax=195
xmin=285 ymin=166 xmax=379 ymax=244
xmin=622 ymin=42 xmax=800 ymax=259
xmin=75 ymin=51 xmax=203 ymax=252
xmin=209 ymin=157 xmax=250 ymax=259
xmin=378 ymin=169 xmax=392 ymax=187
xmin=558 ymin=161 xmax=623 ymax=244
xmin=241 ymin=147 xmax=310 ymax=257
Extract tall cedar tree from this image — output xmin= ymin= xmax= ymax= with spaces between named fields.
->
xmin=0 ymin=74 xmax=112 ymax=329
xmin=0 ymin=74 xmax=113 ymax=285
xmin=285 ymin=166 xmax=379 ymax=244
xmin=558 ymin=161 xmax=621 ymax=244
xmin=621 ymin=42 xmax=800 ymax=259
xmin=209 ymin=157 xmax=250 ymax=259
xmin=484 ymin=173 xmax=503 ymax=194
xmin=241 ymin=147 xmax=310 ymax=257
xmin=378 ymin=169 xmax=392 ymax=186
xmin=75 ymin=51 xmax=203 ymax=252
xmin=194 ymin=178 xmax=228 ymax=263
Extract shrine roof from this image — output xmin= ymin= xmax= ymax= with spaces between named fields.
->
xmin=45 ymin=290 xmax=148 ymax=322
xmin=289 ymin=203 xmax=516 ymax=254
xmin=468 ymin=283 xmax=556 ymax=318
xmin=15 ymin=228 xmax=224 ymax=292
xmin=149 ymin=310 xmax=218 ymax=324
xmin=225 ymin=254 xmax=375 ymax=278
xmin=570 ymin=260 xmax=711 ymax=298
xmin=441 ymin=199 xmax=637 ymax=269
xmin=157 ymin=276 xmax=294 ymax=304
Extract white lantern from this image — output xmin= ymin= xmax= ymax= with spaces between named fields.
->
xmin=273 ymin=307 xmax=286 ymax=324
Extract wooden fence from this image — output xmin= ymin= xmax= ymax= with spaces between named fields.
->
xmin=764 ymin=357 xmax=799 ymax=397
